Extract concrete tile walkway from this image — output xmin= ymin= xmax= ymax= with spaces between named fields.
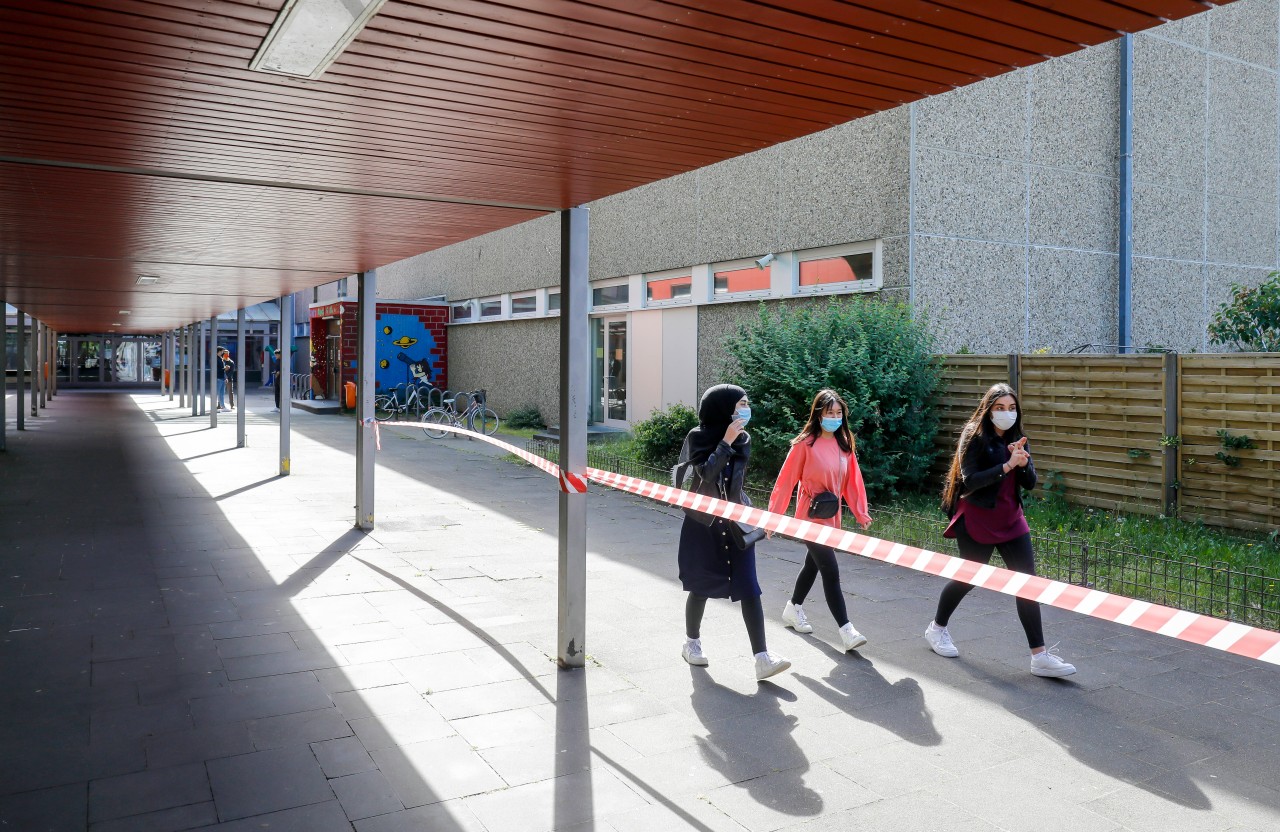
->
xmin=2 ymin=389 xmax=1279 ymax=830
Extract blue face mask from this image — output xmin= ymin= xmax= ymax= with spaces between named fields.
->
xmin=735 ymin=407 xmax=751 ymax=426
xmin=820 ymin=416 xmax=842 ymax=433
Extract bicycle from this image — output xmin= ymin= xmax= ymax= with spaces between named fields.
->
xmin=420 ymin=389 xmax=499 ymax=438
xmin=373 ymin=381 xmax=431 ymax=421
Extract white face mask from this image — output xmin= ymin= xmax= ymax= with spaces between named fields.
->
xmin=991 ymin=410 xmax=1017 ymax=431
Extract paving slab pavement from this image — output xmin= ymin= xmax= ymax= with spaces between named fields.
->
xmin=1 ymin=389 xmax=1279 ymax=830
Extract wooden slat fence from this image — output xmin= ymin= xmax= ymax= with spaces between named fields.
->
xmin=936 ymin=353 xmax=1280 ymax=532
xmin=932 ymin=355 xmax=1010 ymax=478
xmin=1180 ymin=355 xmax=1280 ymax=532
xmin=1018 ymin=355 xmax=1166 ymax=516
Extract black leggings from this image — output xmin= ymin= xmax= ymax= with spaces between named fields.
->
xmin=686 ymin=593 xmax=767 ymax=655
xmin=934 ymin=519 xmax=1045 ymax=650
xmin=790 ymin=543 xmax=849 ymax=627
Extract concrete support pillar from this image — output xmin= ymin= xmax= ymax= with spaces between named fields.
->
xmin=15 ymin=312 xmax=24 ymax=431
xmin=279 ymin=294 xmax=292 ymax=475
xmin=208 ymin=315 xmax=217 ymax=428
xmin=191 ymin=324 xmax=199 ymax=417
xmin=557 ymin=207 xmax=590 ymax=668
xmin=236 ymin=308 xmax=246 ymax=448
xmin=356 ymin=271 xmax=376 ymax=529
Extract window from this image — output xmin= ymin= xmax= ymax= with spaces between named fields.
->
xmin=645 ymin=273 xmax=692 ymax=303
xmin=547 ymin=290 xmax=561 ymax=313
xmin=798 ymin=250 xmax=874 ymax=290
xmin=337 ymin=277 xmax=349 ymax=298
xmin=451 ymin=301 xmax=474 ymax=323
xmin=592 ymin=283 xmax=629 ymax=308
xmin=713 ymin=266 xmax=771 ymax=297
xmin=478 ymin=297 xmax=502 ymax=319
xmin=511 ymin=293 xmax=537 ymax=316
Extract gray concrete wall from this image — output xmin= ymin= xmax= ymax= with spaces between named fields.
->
xmin=446 ymin=318 xmax=560 ymax=423
xmin=1130 ymin=0 xmax=1280 ymax=352
xmin=911 ymin=0 xmax=1280 ymax=354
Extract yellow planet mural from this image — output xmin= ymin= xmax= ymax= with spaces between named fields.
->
xmin=379 ymin=359 xmax=389 ymax=369
xmin=392 ymin=336 xmax=418 ymax=348
xmin=383 ymin=325 xmax=392 ymax=335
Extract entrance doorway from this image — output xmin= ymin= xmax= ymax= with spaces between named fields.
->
xmin=592 ymin=316 xmax=628 ymax=426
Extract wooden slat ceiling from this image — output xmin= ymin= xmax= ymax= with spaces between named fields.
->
xmin=1 ymin=0 xmax=1229 ymax=333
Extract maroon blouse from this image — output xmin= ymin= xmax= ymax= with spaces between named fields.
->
xmin=944 ymin=445 xmax=1031 ymax=545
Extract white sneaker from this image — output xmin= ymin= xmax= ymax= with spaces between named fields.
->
xmin=682 ymin=638 xmax=708 ymax=667
xmin=782 ymin=602 xmax=814 ymax=634
xmin=1030 ymin=645 xmax=1076 ymax=678
xmin=754 ymin=651 xmax=791 ymax=680
xmin=924 ymin=622 xmax=959 ymax=658
xmin=839 ymin=623 xmax=868 ymax=651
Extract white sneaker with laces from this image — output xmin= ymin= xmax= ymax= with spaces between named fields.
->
xmin=1030 ymin=644 xmax=1076 ymax=677
xmin=924 ymin=622 xmax=959 ymax=658
xmin=682 ymin=638 xmax=708 ymax=667
xmin=782 ymin=602 xmax=814 ymax=634
xmin=839 ymin=623 xmax=868 ymax=651
xmin=754 ymin=651 xmax=791 ymax=680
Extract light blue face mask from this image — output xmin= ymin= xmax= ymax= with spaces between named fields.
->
xmin=735 ymin=407 xmax=751 ymax=426
xmin=820 ymin=416 xmax=842 ymax=433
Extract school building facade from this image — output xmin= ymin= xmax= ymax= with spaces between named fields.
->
xmin=328 ymin=1 xmax=1280 ymax=426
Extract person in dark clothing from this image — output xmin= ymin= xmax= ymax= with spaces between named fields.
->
xmin=674 ymin=384 xmax=790 ymax=681
xmin=215 ymin=347 xmax=230 ymax=410
xmin=926 ymin=383 xmax=1077 ymax=677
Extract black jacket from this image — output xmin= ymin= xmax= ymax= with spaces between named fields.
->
xmin=681 ymin=437 xmax=752 ymax=525
xmin=951 ymin=430 xmax=1036 ymax=515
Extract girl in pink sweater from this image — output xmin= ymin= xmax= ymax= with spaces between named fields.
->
xmin=768 ymin=389 xmax=873 ymax=652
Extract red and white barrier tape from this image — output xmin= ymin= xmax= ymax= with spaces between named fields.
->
xmin=370 ymin=419 xmax=1280 ymax=666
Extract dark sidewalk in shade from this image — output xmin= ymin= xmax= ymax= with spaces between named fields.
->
xmin=2 ymin=388 xmax=1279 ymax=831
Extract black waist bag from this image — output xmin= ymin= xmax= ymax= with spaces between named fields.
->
xmin=808 ymin=491 xmax=840 ymax=520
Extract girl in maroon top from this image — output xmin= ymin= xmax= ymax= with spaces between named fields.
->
xmin=768 ymin=390 xmax=873 ymax=652
xmin=927 ymin=383 xmax=1077 ymax=678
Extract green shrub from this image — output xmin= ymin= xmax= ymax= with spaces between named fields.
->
xmin=505 ymin=406 xmax=546 ymax=430
xmin=1208 ymin=271 xmax=1280 ymax=352
xmin=724 ymin=298 xmax=943 ymax=500
xmin=632 ymin=403 xmax=699 ymax=467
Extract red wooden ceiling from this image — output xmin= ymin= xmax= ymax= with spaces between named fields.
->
xmin=1 ymin=0 xmax=1228 ymax=333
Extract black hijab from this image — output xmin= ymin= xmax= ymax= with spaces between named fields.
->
xmin=684 ymin=383 xmax=748 ymax=465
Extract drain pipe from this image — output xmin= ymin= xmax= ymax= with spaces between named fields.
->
xmin=1118 ymin=33 xmax=1135 ymax=354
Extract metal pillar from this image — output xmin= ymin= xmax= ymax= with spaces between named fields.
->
xmin=279 ymin=293 xmax=293 ymax=475
xmin=29 ymin=317 xmax=38 ymax=418
xmin=50 ymin=329 xmax=57 ymax=399
xmin=355 ymin=271 xmax=376 ymax=529
xmin=557 ymin=207 xmax=590 ymax=668
xmin=179 ymin=327 xmax=187 ymax=408
xmin=15 ymin=312 xmax=24 ymax=431
xmin=208 ymin=315 xmax=217 ymax=428
xmin=236 ymin=308 xmax=246 ymax=448
xmin=1118 ymin=33 xmax=1134 ymax=354
xmin=168 ymin=330 xmax=176 ymax=400
xmin=190 ymin=324 xmax=199 ymax=416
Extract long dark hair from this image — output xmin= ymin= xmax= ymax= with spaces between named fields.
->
xmin=941 ymin=383 xmax=1024 ymax=511
xmin=792 ymin=389 xmax=854 ymax=454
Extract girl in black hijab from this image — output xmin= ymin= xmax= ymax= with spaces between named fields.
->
xmin=674 ymin=384 xmax=791 ymax=681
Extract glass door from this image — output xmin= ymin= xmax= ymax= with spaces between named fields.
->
xmin=591 ymin=316 xmax=629 ymax=426
xmin=73 ymin=338 xmax=102 ymax=383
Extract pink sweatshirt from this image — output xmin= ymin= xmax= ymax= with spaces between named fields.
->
xmin=768 ymin=435 xmax=872 ymax=528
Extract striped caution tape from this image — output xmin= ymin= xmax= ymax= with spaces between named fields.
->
xmin=371 ymin=419 xmax=1280 ymax=666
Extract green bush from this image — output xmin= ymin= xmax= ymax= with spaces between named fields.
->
xmin=505 ymin=406 xmax=546 ymax=430
xmin=632 ymin=403 xmax=699 ymax=467
xmin=725 ymin=298 xmax=943 ymax=500
xmin=1208 ymin=271 xmax=1280 ymax=352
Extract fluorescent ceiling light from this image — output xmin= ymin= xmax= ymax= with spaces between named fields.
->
xmin=250 ymin=0 xmax=389 ymax=79
xmin=136 ymin=275 xmax=159 ymax=285
xmin=118 ymin=310 xmax=131 ymax=315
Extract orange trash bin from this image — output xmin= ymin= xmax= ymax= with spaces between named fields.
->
xmin=345 ymin=381 xmax=356 ymax=410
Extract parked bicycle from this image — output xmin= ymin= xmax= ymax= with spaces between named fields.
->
xmin=373 ymin=381 xmax=432 ymax=421
xmin=420 ymin=389 xmax=499 ymax=438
